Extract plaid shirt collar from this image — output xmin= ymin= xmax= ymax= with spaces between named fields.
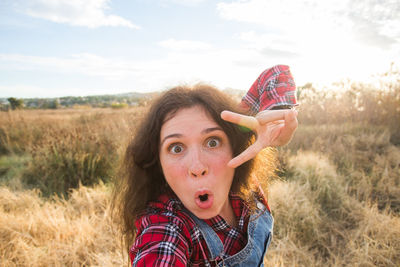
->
xmin=130 ymin=192 xmax=251 ymax=266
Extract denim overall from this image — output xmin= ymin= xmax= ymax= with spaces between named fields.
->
xmin=188 ymin=201 xmax=274 ymax=267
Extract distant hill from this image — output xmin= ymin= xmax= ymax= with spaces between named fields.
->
xmin=0 ymin=88 xmax=244 ymax=110
xmin=0 ymin=91 xmax=157 ymax=110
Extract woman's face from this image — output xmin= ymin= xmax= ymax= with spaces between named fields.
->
xmin=159 ymin=105 xmax=235 ymax=220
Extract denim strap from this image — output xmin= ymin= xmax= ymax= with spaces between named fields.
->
xmin=188 ymin=214 xmax=224 ymax=260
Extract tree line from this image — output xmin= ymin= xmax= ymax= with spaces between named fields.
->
xmin=0 ymin=93 xmax=154 ymax=111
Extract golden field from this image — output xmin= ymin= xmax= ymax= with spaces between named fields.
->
xmin=0 ymin=74 xmax=399 ymax=266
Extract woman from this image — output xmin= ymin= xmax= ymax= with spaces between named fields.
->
xmin=113 ymin=66 xmax=298 ymax=266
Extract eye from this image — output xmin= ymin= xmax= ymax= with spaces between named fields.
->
xmin=206 ymin=137 xmax=220 ymax=148
xmin=168 ymin=144 xmax=184 ymax=154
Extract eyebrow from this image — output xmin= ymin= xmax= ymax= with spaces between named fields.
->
xmin=160 ymin=127 xmax=224 ymax=147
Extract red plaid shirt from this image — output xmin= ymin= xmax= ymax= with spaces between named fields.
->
xmin=130 ymin=193 xmax=251 ymax=266
xmin=241 ymin=65 xmax=297 ymax=114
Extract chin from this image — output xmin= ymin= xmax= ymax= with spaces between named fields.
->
xmin=192 ymin=207 xmax=220 ymax=220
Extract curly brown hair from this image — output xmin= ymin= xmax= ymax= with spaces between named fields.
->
xmin=112 ymin=83 xmax=275 ymax=255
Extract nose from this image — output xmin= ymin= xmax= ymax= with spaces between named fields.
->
xmin=188 ymin=147 xmax=208 ymax=178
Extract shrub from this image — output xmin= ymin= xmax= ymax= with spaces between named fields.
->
xmin=22 ymin=128 xmax=118 ymax=197
xmin=111 ymin=103 xmax=128 ymax=109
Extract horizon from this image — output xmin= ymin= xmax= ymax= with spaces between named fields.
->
xmin=0 ymin=86 xmax=247 ymax=100
xmin=1 ymin=0 xmax=399 ymax=98
xmin=0 ymin=90 xmax=153 ymax=100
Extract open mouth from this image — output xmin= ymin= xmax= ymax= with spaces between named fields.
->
xmin=199 ymin=194 xmax=209 ymax=202
xmin=195 ymin=190 xmax=213 ymax=209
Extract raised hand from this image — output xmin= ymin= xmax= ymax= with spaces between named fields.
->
xmin=221 ymin=109 xmax=298 ymax=168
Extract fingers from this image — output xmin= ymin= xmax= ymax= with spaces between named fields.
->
xmin=267 ymin=122 xmax=285 ymax=145
xmin=223 ymin=109 xmax=298 ymax=167
xmin=255 ymin=109 xmax=289 ymax=124
xmin=221 ymin=110 xmax=259 ymax=131
xmin=269 ymin=119 xmax=285 ymax=125
xmin=271 ymin=110 xmax=298 ymax=146
xmin=228 ymin=141 xmax=264 ymax=168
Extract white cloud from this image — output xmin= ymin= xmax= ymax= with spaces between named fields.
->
xmin=0 ymin=53 xmax=141 ymax=79
xmin=160 ymin=0 xmax=206 ymax=6
xmin=347 ymin=0 xmax=400 ymax=48
xmin=1 ymin=43 xmax=397 ymax=98
xmin=237 ymin=31 xmax=298 ymax=58
xmin=217 ymin=0 xmax=341 ymax=29
xmin=218 ymin=0 xmax=355 ymax=44
xmin=158 ymin=38 xmax=213 ymax=51
xmin=0 ymin=49 xmax=278 ymax=97
xmin=217 ymin=0 xmax=399 ymax=85
xmin=14 ymin=0 xmax=140 ymax=29
xmin=217 ymin=0 xmax=400 ymax=50
xmin=0 ymin=84 xmax=70 ymax=98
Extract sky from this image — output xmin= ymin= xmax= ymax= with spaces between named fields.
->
xmin=0 ymin=0 xmax=399 ymax=98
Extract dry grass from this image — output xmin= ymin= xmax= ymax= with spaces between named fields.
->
xmin=266 ymin=152 xmax=400 ymax=266
xmin=0 ymin=108 xmax=145 ymax=155
xmin=0 ymin=75 xmax=399 ymax=266
xmin=2 ymin=151 xmax=398 ymax=266
xmin=0 ymin=108 xmax=145 ymax=196
xmin=0 ymin=183 xmax=124 ymax=267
